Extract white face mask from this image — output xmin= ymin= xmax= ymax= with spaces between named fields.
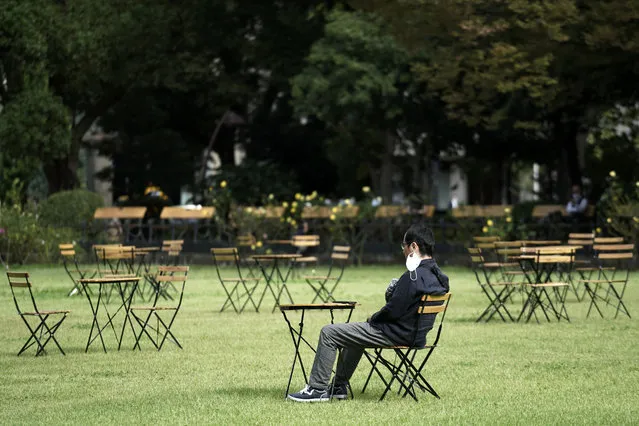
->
xmin=405 ymin=251 xmax=422 ymax=280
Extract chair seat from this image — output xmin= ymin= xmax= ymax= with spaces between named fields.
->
xmin=296 ymin=256 xmax=318 ymax=263
xmin=131 ymin=306 xmax=177 ymax=311
xmin=302 ymin=276 xmax=338 ymax=280
xmin=376 ymin=344 xmax=436 ymax=350
xmin=490 ymin=282 xmax=522 ymax=286
xmin=528 ymin=282 xmax=569 ymax=288
xmin=577 ymin=279 xmax=627 ymax=284
xmin=482 ymin=262 xmax=501 ymax=268
xmin=22 ymin=310 xmax=70 ymax=315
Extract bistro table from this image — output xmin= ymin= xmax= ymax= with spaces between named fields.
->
xmin=279 ymin=302 xmax=357 ymax=399
xmin=79 ymin=276 xmax=141 ymax=352
xmin=251 ymin=254 xmax=302 ymax=312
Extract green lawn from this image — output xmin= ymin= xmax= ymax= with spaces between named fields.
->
xmin=0 ymin=264 xmax=637 ymax=425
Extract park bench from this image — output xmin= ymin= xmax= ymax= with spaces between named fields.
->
xmin=157 ymin=206 xmax=215 ymax=242
xmin=93 ymin=207 xmax=147 ymax=242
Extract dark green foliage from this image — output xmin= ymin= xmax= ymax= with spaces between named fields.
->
xmin=38 ymin=189 xmax=104 ymax=229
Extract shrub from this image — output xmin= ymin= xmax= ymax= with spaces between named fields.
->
xmin=0 ymin=204 xmax=82 ymax=266
xmin=39 ymin=189 xmax=104 ymax=230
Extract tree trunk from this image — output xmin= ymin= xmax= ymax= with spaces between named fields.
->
xmin=43 ymin=136 xmax=80 ymax=194
xmin=553 ymin=112 xmax=582 ymax=201
xmin=379 ymin=131 xmax=395 ymax=203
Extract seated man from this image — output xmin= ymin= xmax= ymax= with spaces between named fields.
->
xmin=287 ymin=224 xmax=450 ymax=402
xmin=566 ymin=184 xmax=588 ymax=216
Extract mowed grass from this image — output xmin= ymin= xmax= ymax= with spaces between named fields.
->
xmin=0 ymin=264 xmax=638 ymax=425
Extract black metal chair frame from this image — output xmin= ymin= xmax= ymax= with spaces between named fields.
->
xmin=303 ymin=245 xmax=351 ymax=303
xmin=361 ymin=293 xmax=452 ymax=401
xmin=578 ymin=245 xmax=633 ymax=319
xmin=6 ymin=272 xmax=70 ymax=356
xmin=469 ymin=248 xmax=517 ymax=322
xmin=59 ymin=244 xmax=97 ymax=297
xmin=212 ymin=248 xmax=260 ymax=313
xmin=131 ymin=266 xmax=188 ymax=350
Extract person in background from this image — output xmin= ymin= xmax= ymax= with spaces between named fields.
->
xmin=566 ymin=184 xmax=588 ymax=216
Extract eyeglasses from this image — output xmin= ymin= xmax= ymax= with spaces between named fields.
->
xmin=400 ymin=241 xmax=411 ymax=251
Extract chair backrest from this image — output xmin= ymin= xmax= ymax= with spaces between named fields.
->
xmin=153 ymin=266 xmax=189 ymax=307
xmin=417 ymin=292 xmax=452 ymax=347
xmin=162 ymin=240 xmax=184 ymax=254
xmin=521 ymin=246 xmax=575 ymax=265
xmin=211 ymin=247 xmax=246 ymax=282
xmin=467 ymin=248 xmax=490 ymax=285
xmin=236 ymin=235 xmax=256 ymax=247
xmin=494 ymin=241 xmax=524 ymax=261
xmin=594 ymin=237 xmax=624 ymax=244
xmin=6 ymin=272 xmax=39 ymax=315
xmin=594 ymin=244 xmax=635 ymax=280
xmin=292 ymin=235 xmax=320 ymax=248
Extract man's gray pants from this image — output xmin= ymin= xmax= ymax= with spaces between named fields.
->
xmin=308 ymin=322 xmax=395 ymax=390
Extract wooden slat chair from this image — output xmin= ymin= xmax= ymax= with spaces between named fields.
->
xmin=59 ymin=243 xmax=97 ymax=296
xmin=6 ymin=272 xmax=70 ymax=356
xmin=211 ymin=248 xmax=260 ymax=313
xmin=573 ymin=237 xmax=622 ymax=288
xmin=577 ymin=244 xmax=634 ymax=318
xmin=161 ymin=240 xmax=184 ymax=265
xmin=472 ymin=236 xmax=501 ymax=266
xmin=517 ymin=247 xmax=573 ymax=322
xmin=468 ymin=248 xmax=517 ymax=322
xmin=302 ymin=245 xmax=351 ymax=303
xmin=291 ymin=235 xmax=321 ymax=272
xmin=131 ymin=266 xmax=189 ymax=350
xmin=361 ymin=293 xmax=452 ymax=401
xmin=566 ymin=233 xmax=595 ymax=301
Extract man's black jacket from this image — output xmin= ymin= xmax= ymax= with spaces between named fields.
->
xmin=369 ymin=258 xmax=449 ymax=347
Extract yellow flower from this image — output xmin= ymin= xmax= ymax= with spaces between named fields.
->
xmin=286 ymin=217 xmax=292 ymax=223
xmin=290 ymin=207 xmax=296 ymax=214
xmin=482 ymin=226 xmax=489 ymax=233
xmin=220 ymin=180 xmax=227 ymax=188
xmin=606 ymin=217 xmax=612 ymax=223
xmin=311 ymin=191 xmax=318 ymax=197
xmin=636 ymin=181 xmax=639 ymax=187
xmin=330 ymin=214 xmax=336 ymax=221
xmin=609 ymin=170 xmax=616 ymax=178
xmin=291 ymin=201 xmax=298 ymax=208
xmin=268 ymin=193 xmax=274 ymax=200
xmin=282 ymin=201 xmax=289 ymax=208
xmin=290 ymin=220 xmax=297 ymax=227
xmin=632 ymin=216 xmax=639 ymax=223
xmin=345 ymin=199 xmax=352 ymax=206
xmin=362 ymin=186 xmax=371 ymax=193
xmin=486 ymin=219 xmax=494 ymax=227
xmin=245 ymin=207 xmax=253 ymax=213
xmin=331 ymin=207 xmax=339 ymax=213
xmin=250 ymin=244 xmax=256 ymax=251
xmin=266 ymin=248 xmax=273 ymax=254
xmin=596 ymin=227 xmax=602 ymax=233
xmin=295 ymin=193 xmax=302 ymax=200
xmin=256 ymin=241 xmax=263 ymax=248
xmin=208 ymin=187 xmax=213 ymax=192
xmin=506 ymin=216 xmax=512 ymax=223
xmin=504 ymin=207 xmax=511 ymax=214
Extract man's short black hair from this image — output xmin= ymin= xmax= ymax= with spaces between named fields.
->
xmin=403 ymin=223 xmax=435 ymax=257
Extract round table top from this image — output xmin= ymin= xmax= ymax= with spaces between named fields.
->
xmin=79 ymin=276 xmax=141 ymax=284
xmin=250 ymin=254 xmax=302 ymax=260
xmin=279 ymin=302 xmax=357 ymax=311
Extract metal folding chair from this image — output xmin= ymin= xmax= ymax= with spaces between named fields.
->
xmin=468 ymin=248 xmax=517 ymax=322
xmin=291 ymin=235 xmax=320 ymax=277
xmin=160 ymin=240 xmax=184 ymax=265
xmin=302 ymin=245 xmax=350 ymax=303
xmin=577 ymin=243 xmax=634 ymax=318
xmin=59 ymin=243 xmax=97 ymax=296
xmin=131 ymin=266 xmax=188 ymax=350
xmin=6 ymin=272 xmax=70 ymax=356
xmin=361 ymin=293 xmax=452 ymax=401
xmin=236 ymin=234 xmax=260 ymax=278
xmin=211 ymin=247 xmax=260 ymax=313
xmin=518 ymin=247 xmax=573 ymax=322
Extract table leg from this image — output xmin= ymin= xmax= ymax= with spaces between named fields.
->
xmin=282 ymin=310 xmax=308 ymax=399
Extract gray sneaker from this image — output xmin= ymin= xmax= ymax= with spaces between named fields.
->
xmin=287 ymin=385 xmax=329 ymax=403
